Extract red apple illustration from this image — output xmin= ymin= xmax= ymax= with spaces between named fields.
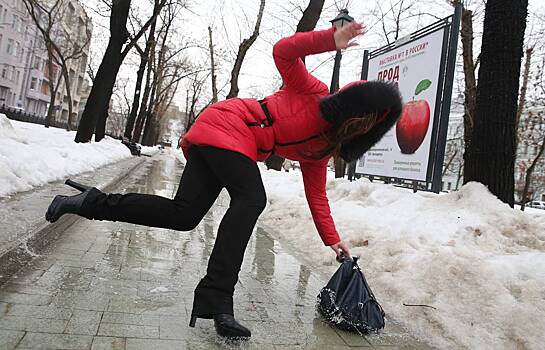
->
xmin=396 ymin=79 xmax=432 ymax=154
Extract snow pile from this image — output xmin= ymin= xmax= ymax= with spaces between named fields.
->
xmin=260 ymin=166 xmax=545 ymax=350
xmin=0 ymin=117 xmax=140 ymax=197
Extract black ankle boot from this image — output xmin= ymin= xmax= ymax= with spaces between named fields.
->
xmin=45 ymin=190 xmax=91 ymax=223
xmin=213 ymin=314 xmax=251 ymax=338
xmin=189 ymin=313 xmax=251 ymax=338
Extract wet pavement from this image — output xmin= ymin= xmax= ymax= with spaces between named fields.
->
xmin=0 ymin=152 xmax=433 ymax=349
xmin=0 ymin=156 xmax=146 ymax=260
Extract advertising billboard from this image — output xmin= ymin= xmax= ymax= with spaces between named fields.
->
xmin=356 ymin=28 xmax=446 ymax=182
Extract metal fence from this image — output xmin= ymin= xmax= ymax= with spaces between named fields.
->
xmin=0 ymin=104 xmax=69 ymax=129
xmin=0 ymin=104 xmax=121 ymax=140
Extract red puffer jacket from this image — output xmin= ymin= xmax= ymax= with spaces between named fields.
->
xmin=181 ymin=27 xmax=342 ymax=246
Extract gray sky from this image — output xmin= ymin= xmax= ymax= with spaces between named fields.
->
xmin=82 ymin=0 xmax=545 ymax=111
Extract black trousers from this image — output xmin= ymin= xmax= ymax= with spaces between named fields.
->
xmin=81 ymin=146 xmax=267 ymax=316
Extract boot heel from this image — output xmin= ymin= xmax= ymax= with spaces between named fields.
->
xmin=65 ymin=179 xmax=91 ymax=192
xmin=189 ymin=315 xmax=197 ymax=327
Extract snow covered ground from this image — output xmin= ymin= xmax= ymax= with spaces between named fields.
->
xmin=257 ymin=166 xmax=545 ymax=350
xmin=171 ymin=147 xmax=545 ymax=348
xmin=0 ymin=115 xmax=153 ymax=197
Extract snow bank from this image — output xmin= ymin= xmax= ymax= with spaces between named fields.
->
xmin=260 ymin=166 xmax=545 ymax=349
xmin=0 ymin=116 xmax=148 ymax=197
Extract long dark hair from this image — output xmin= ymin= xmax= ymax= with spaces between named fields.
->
xmin=302 ymin=114 xmax=380 ymax=160
xmin=304 ymin=81 xmax=403 ymax=162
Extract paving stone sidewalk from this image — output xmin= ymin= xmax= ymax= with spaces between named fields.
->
xmin=0 ymin=155 xmax=146 ymax=258
xmin=0 ymin=152 xmax=434 ymax=349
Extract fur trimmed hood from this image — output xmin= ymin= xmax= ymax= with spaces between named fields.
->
xmin=320 ymin=80 xmax=403 ymax=163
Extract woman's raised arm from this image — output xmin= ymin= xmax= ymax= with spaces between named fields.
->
xmin=272 ymin=22 xmax=365 ymax=94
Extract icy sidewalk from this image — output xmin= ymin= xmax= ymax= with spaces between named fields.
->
xmin=0 ymin=152 xmax=432 ymax=349
xmin=0 ymin=155 xmax=147 ymax=285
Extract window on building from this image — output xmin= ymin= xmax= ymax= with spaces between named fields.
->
xmin=7 ymin=39 xmax=13 ymax=55
xmin=1 ymin=65 xmax=7 ymax=79
xmin=0 ymin=34 xmax=3 ymax=51
xmin=9 ymin=66 xmax=15 ymax=81
xmin=15 ymin=70 xmax=20 ymax=84
xmin=0 ymin=88 xmax=6 ymax=106
xmin=15 ymin=41 xmax=20 ymax=57
xmin=447 ymin=182 xmax=452 ymax=191
xmin=12 ymin=14 xmax=18 ymax=30
xmin=30 ymin=77 xmax=37 ymax=90
xmin=77 ymin=77 xmax=83 ymax=92
xmin=33 ymin=56 xmax=40 ymax=69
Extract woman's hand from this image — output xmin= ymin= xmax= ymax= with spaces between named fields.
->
xmin=334 ymin=22 xmax=366 ymax=50
xmin=329 ymin=240 xmax=351 ymax=261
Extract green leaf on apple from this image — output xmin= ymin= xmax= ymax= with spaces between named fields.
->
xmin=415 ymin=79 xmax=432 ymax=95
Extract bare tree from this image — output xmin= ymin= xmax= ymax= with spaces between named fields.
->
xmin=123 ymin=16 xmax=159 ymax=140
xmin=517 ymin=106 xmax=545 ymax=210
xmin=442 ymin=122 xmax=464 ymax=189
xmin=184 ymin=70 xmax=209 ymax=132
xmin=516 ymin=16 xmax=545 ymax=209
xmin=515 ymin=46 xmax=534 ymax=142
xmin=22 ymin=0 xmax=92 ymax=130
xmin=75 ymin=0 xmax=170 ymax=143
xmin=137 ymin=1 xmax=190 ymax=145
xmin=226 ymin=0 xmax=266 ymax=99
xmin=132 ymin=39 xmax=157 ymax=143
xmin=464 ymin=0 xmax=529 ymax=206
xmin=208 ymin=26 xmax=218 ymax=104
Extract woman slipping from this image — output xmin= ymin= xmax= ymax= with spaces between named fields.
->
xmin=46 ymin=21 xmax=402 ymax=339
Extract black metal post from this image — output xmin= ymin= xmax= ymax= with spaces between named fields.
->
xmin=431 ymin=3 xmax=462 ymax=193
xmin=329 ymin=50 xmax=343 ymax=94
xmin=360 ymin=49 xmax=369 ymax=80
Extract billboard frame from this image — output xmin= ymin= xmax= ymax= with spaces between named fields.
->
xmin=357 ymin=4 xmax=461 ymax=193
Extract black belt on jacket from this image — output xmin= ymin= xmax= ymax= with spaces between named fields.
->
xmin=246 ymin=99 xmax=273 ymax=128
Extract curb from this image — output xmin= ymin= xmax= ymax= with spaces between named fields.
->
xmin=0 ymin=156 xmax=148 ymax=285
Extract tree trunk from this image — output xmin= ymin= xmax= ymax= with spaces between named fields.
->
xmin=140 ymin=61 xmax=160 ymax=145
xmin=295 ymin=0 xmax=325 ymax=32
xmin=124 ymin=51 xmax=147 ymax=139
xmin=141 ymin=36 xmax=165 ymax=146
xmin=334 ymin=158 xmax=346 ymax=178
xmin=141 ymin=111 xmax=154 ymax=145
xmin=75 ymin=0 xmax=131 ymax=142
xmin=464 ymin=0 xmax=528 ymax=207
xmin=226 ymin=0 xmax=265 ymax=99
xmin=442 ymin=149 xmax=458 ymax=177
xmin=132 ymin=62 xmax=154 ymax=143
xmin=208 ymin=26 xmax=218 ymax=104
xmin=460 ymin=6 xmax=477 ymax=182
xmin=456 ymin=164 xmax=463 ymax=189
xmin=124 ymin=10 xmax=158 ymax=140
xmin=60 ymin=62 xmax=73 ymax=131
xmin=45 ymin=49 xmax=56 ymax=128
xmin=520 ymin=140 xmax=545 ymax=211
xmin=515 ymin=47 xmax=533 ymax=144
xmin=132 ymin=47 xmax=156 ymax=143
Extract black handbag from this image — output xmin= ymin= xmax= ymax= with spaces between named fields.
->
xmin=317 ymin=256 xmax=385 ymax=333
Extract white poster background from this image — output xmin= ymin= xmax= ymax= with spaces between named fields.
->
xmin=356 ymin=29 xmax=446 ymax=181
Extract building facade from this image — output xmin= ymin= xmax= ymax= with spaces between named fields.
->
xmin=0 ymin=0 xmax=28 ymax=108
xmin=0 ymin=0 xmax=92 ymax=125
